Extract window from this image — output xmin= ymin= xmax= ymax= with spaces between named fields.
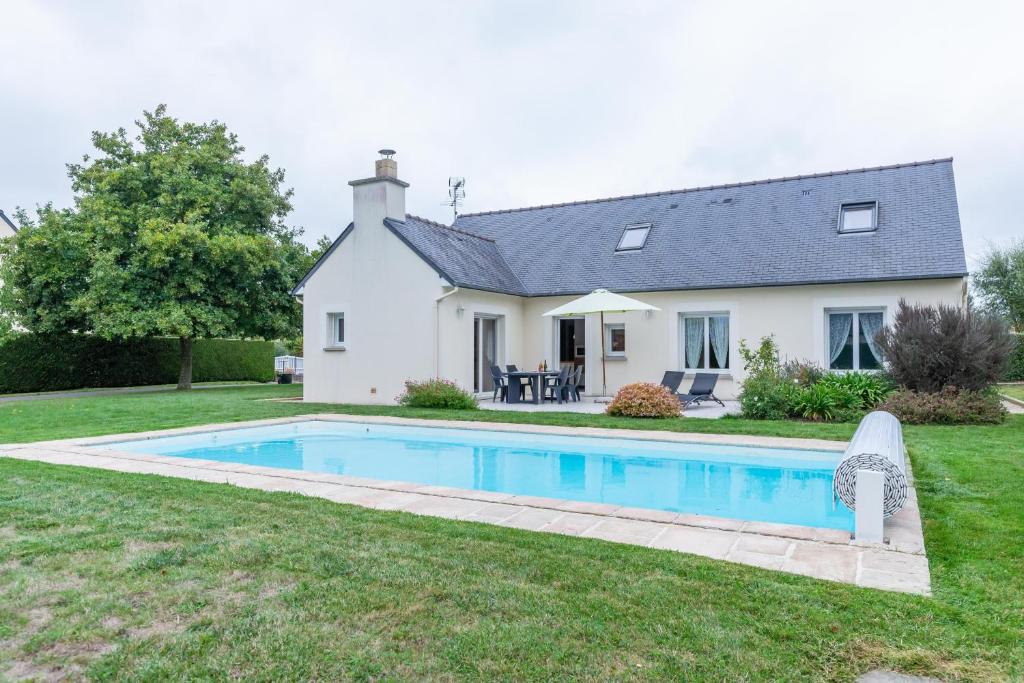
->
xmin=827 ymin=309 xmax=884 ymax=370
xmin=838 ymin=202 xmax=877 ymax=233
xmin=680 ymin=314 xmax=729 ymax=370
xmin=616 ymin=223 xmax=651 ymax=251
xmin=326 ymin=312 xmax=345 ymax=348
xmin=605 ymin=323 xmax=625 ymax=357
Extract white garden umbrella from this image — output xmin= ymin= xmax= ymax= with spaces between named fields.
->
xmin=542 ymin=289 xmax=660 ymax=397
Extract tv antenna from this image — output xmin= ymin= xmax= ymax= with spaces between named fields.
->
xmin=444 ymin=176 xmax=466 ymax=223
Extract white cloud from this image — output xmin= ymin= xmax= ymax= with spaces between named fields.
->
xmin=1 ymin=0 xmax=1021 ymax=267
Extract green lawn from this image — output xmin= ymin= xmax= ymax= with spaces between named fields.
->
xmin=999 ymin=384 xmax=1024 ymax=402
xmin=1 ymin=386 xmax=1021 ymax=680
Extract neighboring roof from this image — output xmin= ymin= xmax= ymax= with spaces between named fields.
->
xmin=453 ymin=158 xmax=967 ymax=296
xmin=0 ymin=210 xmax=17 ymax=234
xmin=384 ymin=215 xmax=527 ymax=295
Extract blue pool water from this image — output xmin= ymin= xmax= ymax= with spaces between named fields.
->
xmin=99 ymin=421 xmax=854 ymax=530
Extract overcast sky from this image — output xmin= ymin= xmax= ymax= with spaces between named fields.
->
xmin=2 ymin=1 xmax=1021 ymax=265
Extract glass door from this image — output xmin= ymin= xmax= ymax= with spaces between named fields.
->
xmin=474 ymin=315 xmax=500 ymax=393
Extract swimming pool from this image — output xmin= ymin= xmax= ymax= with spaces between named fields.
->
xmin=99 ymin=421 xmax=854 ymax=530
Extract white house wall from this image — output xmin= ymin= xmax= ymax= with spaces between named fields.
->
xmin=436 ymin=290 xmax=526 ymax=393
xmin=302 ymin=219 xmax=445 ymax=405
xmin=520 ymin=278 xmax=965 ymax=400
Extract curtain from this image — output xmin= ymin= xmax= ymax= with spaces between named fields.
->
xmin=858 ymin=312 xmax=885 ymax=365
xmin=709 ymin=316 xmax=729 ymax=368
xmin=685 ymin=317 xmax=704 ymax=368
xmin=828 ymin=313 xmax=853 ymax=365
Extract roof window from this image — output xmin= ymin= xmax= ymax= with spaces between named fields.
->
xmin=616 ymin=223 xmax=651 ymax=251
xmin=839 ymin=202 xmax=878 ymax=233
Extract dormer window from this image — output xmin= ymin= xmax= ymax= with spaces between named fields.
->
xmin=616 ymin=223 xmax=651 ymax=251
xmin=839 ymin=202 xmax=878 ymax=233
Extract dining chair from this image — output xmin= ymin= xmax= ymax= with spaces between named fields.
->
xmin=489 ymin=364 xmax=508 ymax=402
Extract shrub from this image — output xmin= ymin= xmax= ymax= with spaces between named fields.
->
xmin=0 ymin=334 xmax=273 ymax=393
xmin=738 ymin=376 xmax=798 ymax=420
xmin=606 ymin=382 xmax=681 ymax=418
xmin=879 ymin=386 xmax=1007 ymax=424
xmin=791 ymin=382 xmax=860 ymax=422
xmin=818 ymin=371 xmax=893 ymax=409
xmin=876 ymin=300 xmax=1015 ymax=392
xmin=1007 ymin=335 xmax=1024 ymax=381
xmin=780 ymin=359 xmax=825 ymax=387
xmin=737 ymin=336 xmax=781 ymax=380
xmin=397 ymin=378 xmax=477 ymax=410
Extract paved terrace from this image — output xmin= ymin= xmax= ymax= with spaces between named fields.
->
xmin=0 ymin=415 xmax=930 ymax=595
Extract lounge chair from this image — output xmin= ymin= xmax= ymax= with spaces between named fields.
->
xmin=660 ymin=371 xmax=684 ymax=394
xmin=677 ymin=372 xmax=725 ymax=407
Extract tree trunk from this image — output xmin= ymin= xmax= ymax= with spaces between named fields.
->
xmin=177 ymin=336 xmax=193 ymax=390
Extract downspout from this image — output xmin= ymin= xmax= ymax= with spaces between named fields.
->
xmin=434 ymin=286 xmax=460 ymax=377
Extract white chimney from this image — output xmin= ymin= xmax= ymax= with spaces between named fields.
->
xmin=349 ymin=148 xmax=407 ymax=223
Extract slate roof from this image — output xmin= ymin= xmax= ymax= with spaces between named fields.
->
xmin=0 ymin=210 xmax=17 ymax=234
xmin=384 ymin=215 xmax=527 ymax=295
xmin=448 ymin=158 xmax=967 ymax=296
xmin=293 ymin=158 xmax=968 ymax=297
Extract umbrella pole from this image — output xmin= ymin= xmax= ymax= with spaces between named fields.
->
xmin=600 ymin=310 xmax=607 ymax=397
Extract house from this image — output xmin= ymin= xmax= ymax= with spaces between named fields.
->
xmin=0 ymin=210 xmax=16 ymax=239
xmin=293 ymin=153 xmax=967 ymax=404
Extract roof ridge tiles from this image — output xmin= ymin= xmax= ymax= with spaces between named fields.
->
xmin=456 ymin=157 xmax=954 ymax=218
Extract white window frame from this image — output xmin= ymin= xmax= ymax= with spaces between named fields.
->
xmin=838 ymin=201 xmax=878 ymax=234
xmin=615 ymin=223 xmax=651 ymax=251
xmin=604 ymin=323 xmax=626 ymax=357
xmin=679 ymin=313 xmax=730 ymax=372
xmin=826 ymin=308 xmax=884 ymax=371
xmin=325 ymin=312 xmax=345 ymax=350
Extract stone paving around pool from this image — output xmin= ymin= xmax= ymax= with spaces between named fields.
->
xmin=0 ymin=415 xmax=931 ymax=595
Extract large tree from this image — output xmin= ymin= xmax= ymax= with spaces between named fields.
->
xmin=973 ymin=241 xmax=1024 ymax=332
xmin=0 ymin=106 xmax=308 ymax=389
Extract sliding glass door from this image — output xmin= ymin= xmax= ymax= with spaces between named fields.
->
xmin=473 ymin=315 xmax=500 ymax=393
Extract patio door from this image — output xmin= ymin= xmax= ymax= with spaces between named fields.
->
xmin=556 ymin=317 xmax=585 ymax=391
xmin=474 ymin=315 xmax=501 ymax=393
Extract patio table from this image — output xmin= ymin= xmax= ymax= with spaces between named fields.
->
xmin=505 ymin=370 xmax=561 ymax=404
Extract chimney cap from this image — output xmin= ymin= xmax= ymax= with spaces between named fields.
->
xmin=378 ymin=148 xmax=396 ymax=159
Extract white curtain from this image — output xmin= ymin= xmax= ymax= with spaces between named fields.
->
xmin=685 ymin=317 xmax=704 ymax=368
xmin=858 ymin=312 xmax=885 ymax=365
xmin=709 ymin=316 xmax=729 ymax=368
xmin=828 ymin=313 xmax=853 ymax=365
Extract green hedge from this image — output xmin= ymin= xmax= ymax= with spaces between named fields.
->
xmin=1007 ymin=335 xmax=1024 ymax=382
xmin=0 ymin=335 xmax=274 ymax=394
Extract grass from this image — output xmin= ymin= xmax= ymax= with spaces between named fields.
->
xmin=0 ymin=385 xmax=1022 ymax=680
xmin=999 ymin=383 xmax=1024 ymax=401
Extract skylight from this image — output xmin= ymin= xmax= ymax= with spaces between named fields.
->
xmin=616 ymin=223 xmax=651 ymax=251
xmin=839 ymin=202 xmax=878 ymax=233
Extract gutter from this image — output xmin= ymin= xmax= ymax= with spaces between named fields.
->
xmin=434 ymin=286 xmax=459 ymax=377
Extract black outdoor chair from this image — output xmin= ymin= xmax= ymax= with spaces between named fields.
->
xmin=544 ymin=366 xmax=572 ymax=404
xmin=566 ymin=365 xmax=584 ymax=402
xmin=506 ymin=364 xmax=529 ymax=401
xmin=489 ymin=364 xmax=508 ymax=402
xmin=677 ymin=372 xmax=725 ymax=407
xmin=660 ymin=371 xmax=685 ymax=394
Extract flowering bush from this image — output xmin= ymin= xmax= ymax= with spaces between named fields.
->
xmin=879 ymin=386 xmax=1006 ymax=424
xmin=606 ymin=382 xmax=681 ymax=418
xmin=397 ymin=378 xmax=478 ymax=410
xmin=738 ymin=375 xmax=798 ymax=420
